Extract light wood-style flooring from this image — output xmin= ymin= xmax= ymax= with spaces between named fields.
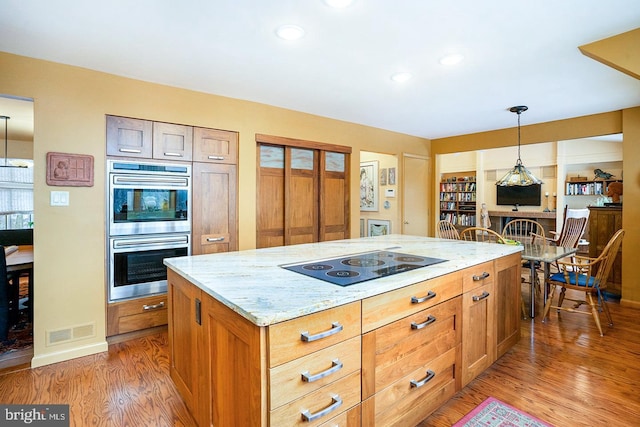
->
xmin=0 ymin=291 xmax=638 ymax=426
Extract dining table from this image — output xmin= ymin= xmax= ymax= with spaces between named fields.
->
xmin=6 ymin=245 xmax=34 ymax=323
xmin=521 ymin=242 xmax=577 ymax=318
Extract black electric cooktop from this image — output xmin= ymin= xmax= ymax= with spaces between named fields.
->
xmin=282 ymin=250 xmax=447 ymax=286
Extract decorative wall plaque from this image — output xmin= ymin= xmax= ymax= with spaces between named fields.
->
xmin=46 ymin=152 xmax=94 ymax=187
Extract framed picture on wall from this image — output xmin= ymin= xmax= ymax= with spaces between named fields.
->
xmin=368 ymin=219 xmax=391 ymax=236
xmin=380 ymin=168 xmax=387 ymax=186
xmin=360 ymin=161 xmax=379 ymax=211
xmin=388 ymin=167 xmax=396 ymax=185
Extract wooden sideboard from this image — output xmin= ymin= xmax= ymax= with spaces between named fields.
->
xmin=588 ymin=206 xmax=622 ymax=297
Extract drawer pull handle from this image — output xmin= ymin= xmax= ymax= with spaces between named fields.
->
xmin=411 ymin=315 xmax=436 ymax=330
xmin=410 ymin=369 xmax=436 ymax=388
xmin=118 ymin=148 xmax=142 ymax=154
xmin=473 ymin=272 xmax=490 ymax=281
xmin=208 ymin=155 xmax=225 ymax=160
xmin=301 ymin=359 xmax=343 ymax=383
xmin=163 ymin=152 xmax=183 ymax=157
xmin=472 ymin=291 xmax=490 ymax=302
xmin=143 ymin=301 xmax=165 ymax=311
xmin=301 ymin=322 xmax=343 ymax=342
xmin=301 ymin=395 xmax=343 ymax=422
xmin=206 ymin=237 xmax=225 ymax=242
xmin=411 ymin=290 xmax=436 ymax=304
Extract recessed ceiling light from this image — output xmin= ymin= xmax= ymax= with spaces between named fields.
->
xmin=324 ymin=0 xmax=355 ymax=8
xmin=275 ymin=25 xmax=305 ymax=41
xmin=391 ymin=72 xmax=412 ymax=83
xmin=439 ymin=53 xmax=464 ymax=66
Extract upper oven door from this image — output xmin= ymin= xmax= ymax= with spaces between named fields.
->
xmin=108 ymin=162 xmax=191 ymax=236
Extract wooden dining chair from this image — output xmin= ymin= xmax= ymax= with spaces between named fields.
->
xmin=501 ymin=219 xmax=545 ymax=244
xmin=459 ymin=227 xmax=505 ymax=243
xmin=542 ymin=229 xmax=624 ymax=336
xmin=436 ymin=220 xmax=460 ymax=239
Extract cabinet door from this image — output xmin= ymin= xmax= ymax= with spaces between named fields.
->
xmin=495 ymin=253 xmax=521 ymax=358
xmin=193 ymin=127 xmax=238 ymax=164
xmin=192 ymin=162 xmax=238 ymax=255
xmin=152 ymin=121 xmax=193 ymax=161
xmin=319 ymin=151 xmax=350 ymax=241
xmin=167 ymin=271 xmax=203 ymax=424
xmin=106 ymin=115 xmax=153 ymax=158
xmin=461 ymin=279 xmax=495 ymax=387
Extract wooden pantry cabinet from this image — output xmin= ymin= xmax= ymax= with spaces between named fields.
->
xmin=106 ymin=115 xmax=239 ymax=336
xmin=167 ymin=253 xmax=521 ymax=426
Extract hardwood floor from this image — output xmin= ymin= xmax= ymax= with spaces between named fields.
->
xmin=0 ymin=332 xmax=195 ymax=426
xmin=0 ymin=290 xmax=638 ymax=426
xmin=422 ymin=291 xmax=640 ymax=426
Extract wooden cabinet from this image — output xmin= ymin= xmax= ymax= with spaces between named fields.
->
xmin=107 ymin=115 xmax=193 ymax=160
xmin=107 ymin=115 xmax=237 ymax=164
xmin=106 ymin=115 xmax=239 ymax=336
xmin=106 ymin=294 xmax=167 ymax=336
xmin=588 ymin=206 xmax=623 ymax=297
xmin=167 ymin=274 xmax=204 ymax=425
xmin=495 ymin=253 xmax=522 ymax=357
xmin=106 ymin=116 xmax=153 ymax=158
xmin=152 ymin=121 xmax=193 ymax=161
xmin=461 ymin=261 xmax=495 ymax=387
xmin=167 ymin=253 xmax=521 ymax=426
xmin=193 ymin=127 xmax=238 ymax=164
xmin=439 ymin=173 xmax=476 ymax=227
xmin=192 ymin=162 xmax=238 ymax=255
xmin=361 ymin=296 xmax=461 ymax=426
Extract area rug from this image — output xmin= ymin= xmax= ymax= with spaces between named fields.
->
xmin=453 ymin=397 xmax=553 ymax=427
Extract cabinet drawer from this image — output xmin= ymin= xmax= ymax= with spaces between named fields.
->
xmin=106 ymin=294 xmax=167 ymax=336
xmin=462 ymin=261 xmax=495 ymax=293
xmin=362 ymin=296 xmax=461 ymax=397
xmin=318 ymin=404 xmax=360 ymax=427
xmin=269 ymin=370 xmax=361 ymax=427
xmin=268 ymin=302 xmax=361 ymax=367
xmin=270 ymin=336 xmax=361 ymax=410
xmin=362 ymin=271 xmax=462 ymax=333
xmin=361 ymin=346 xmax=458 ymax=426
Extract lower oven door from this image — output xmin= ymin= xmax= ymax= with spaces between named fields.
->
xmin=109 ymin=233 xmax=190 ymax=302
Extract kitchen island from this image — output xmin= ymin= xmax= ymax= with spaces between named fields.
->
xmin=164 ymin=234 xmax=523 ymax=426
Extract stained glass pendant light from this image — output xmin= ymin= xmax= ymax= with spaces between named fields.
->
xmin=496 ymin=106 xmax=543 ymax=186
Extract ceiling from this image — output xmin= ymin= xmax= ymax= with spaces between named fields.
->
xmin=1 ymin=0 xmax=639 ymax=140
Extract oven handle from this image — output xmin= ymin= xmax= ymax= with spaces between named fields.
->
xmin=112 ymin=175 xmax=189 ymax=187
xmin=113 ymin=236 xmax=189 ymax=248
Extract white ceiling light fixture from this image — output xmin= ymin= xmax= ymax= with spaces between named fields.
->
xmin=496 ymin=106 xmax=543 ymax=186
xmin=391 ymin=72 xmax=412 ymax=83
xmin=439 ymin=53 xmax=464 ymax=66
xmin=275 ymin=24 xmax=305 ymax=41
xmin=324 ymin=0 xmax=355 ymax=8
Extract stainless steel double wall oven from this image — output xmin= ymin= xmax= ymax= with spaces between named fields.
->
xmin=107 ymin=160 xmax=191 ymax=301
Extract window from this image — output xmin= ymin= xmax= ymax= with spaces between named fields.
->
xmin=0 ymin=159 xmax=34 ymax=229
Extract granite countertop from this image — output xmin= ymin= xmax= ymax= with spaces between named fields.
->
xmin=164 ymin=234 xmax=523 ymax=327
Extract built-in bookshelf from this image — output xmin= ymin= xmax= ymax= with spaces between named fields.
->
xmin=439 ymin=173 xmax=476 ymax=227
xmin=565 ymin=179 xmax=622 ymax=196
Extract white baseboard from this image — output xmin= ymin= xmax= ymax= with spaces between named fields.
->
xmin=30 ymin=341 xmax=108 ymax=368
